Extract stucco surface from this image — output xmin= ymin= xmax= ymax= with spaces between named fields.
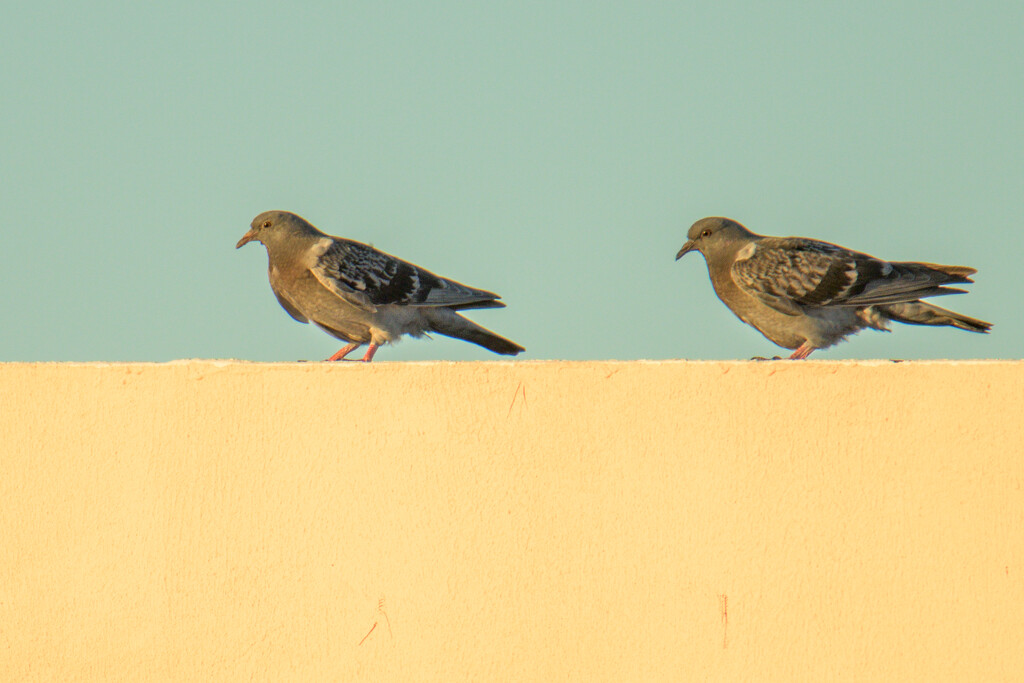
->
xmin=1 ymin=360 xmax=1022 ymax=680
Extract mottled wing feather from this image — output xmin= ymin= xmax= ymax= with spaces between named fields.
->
xmin=731 ymin=238 xmax=860 ymax=314
xmin=311 ymin=239 xmax=502 ymax=310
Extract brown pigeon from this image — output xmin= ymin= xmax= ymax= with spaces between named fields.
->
xmin=676 ymin=217 xmax=990 ymax=359
xmin=237 ymin=210 xmax=524 ymax=361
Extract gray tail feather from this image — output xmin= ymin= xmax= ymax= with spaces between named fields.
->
xmin=426 ymin=309 xmax=525 ymax=355
xmin=448 ymin=299 xmax=506 ymax=312
xmin=877 ymin=301 xmax=992 ymax=333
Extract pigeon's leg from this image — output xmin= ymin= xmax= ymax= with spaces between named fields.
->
xmin=327 ymin=343 xmax=361 ymax=361
xmin=360 ymin=343 xmax=380 ymax=362
xmin=788 ymin=342 xmax=815 ymax=360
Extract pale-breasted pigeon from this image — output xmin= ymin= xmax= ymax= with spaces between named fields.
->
xmin=237 ymin=210 xmax=525 ymax=361
xmin=675 ymin=217 xmax=990 ymax=359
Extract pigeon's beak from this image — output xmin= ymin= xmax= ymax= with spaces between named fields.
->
xmin=675 ymin=239 xmax=696 ymax=260
xmin=236 ymin=228 xmax=257 ymax=249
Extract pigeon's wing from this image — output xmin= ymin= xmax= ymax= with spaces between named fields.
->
xmin=731 ymin=237 xmax=973 ymax=312
xmin=730 ymin=238 xmax=884 ymax=314
xmin=274 ymin=289 xmax=310 ymax=323
xmin=310 ymin=238 xmax=503 ymax=312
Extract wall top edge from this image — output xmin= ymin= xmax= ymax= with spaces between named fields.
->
xmin=0 ymin=358 xmax=1020 ymax=368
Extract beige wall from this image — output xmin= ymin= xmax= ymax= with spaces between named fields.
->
xmin=2 ymin=360 xmax=1022 ymax=680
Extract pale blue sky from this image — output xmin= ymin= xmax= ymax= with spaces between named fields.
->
xmin=2 ymin=1 xmax=1020 ymax=361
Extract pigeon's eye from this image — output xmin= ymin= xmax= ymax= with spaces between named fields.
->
xmin=262 ymin=221 xmax=272 ymax=228
xmin=701 ymin=229 xmax=712 ymax=237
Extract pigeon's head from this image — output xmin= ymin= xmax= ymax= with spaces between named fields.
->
xmin=237 ymin=210 xmax=322 ymax=249
xmin=675 ymin=217 xmax=753 ymax=261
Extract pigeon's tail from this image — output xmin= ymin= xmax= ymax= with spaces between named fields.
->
xmin=425 ymin=308 xmax=525 ymax=356
xmin=875 ymin=301 xmax=992 ymax=333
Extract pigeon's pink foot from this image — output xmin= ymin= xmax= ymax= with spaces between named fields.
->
xmin=327 ymin=343 xmax=360 ymax=361
xmin=361 ymin=343 xmax=379 ymax=362
xmin=788 ymin=342 xmax=815 ymax=360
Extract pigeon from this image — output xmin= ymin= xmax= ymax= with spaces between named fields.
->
xmin=675 ymin=217 xmax=991 ymax=359
xmin=237 ymin=210 xmax=525 ymax=361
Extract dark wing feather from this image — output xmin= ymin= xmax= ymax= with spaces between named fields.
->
xmin=311 ymin=239 xmax=503 ymax=310
xmin=836 ymin=261 xmax=974 ymax=305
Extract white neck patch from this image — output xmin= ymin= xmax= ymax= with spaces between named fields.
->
xmin=736 ymin=242 xmax=757 ymax=261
